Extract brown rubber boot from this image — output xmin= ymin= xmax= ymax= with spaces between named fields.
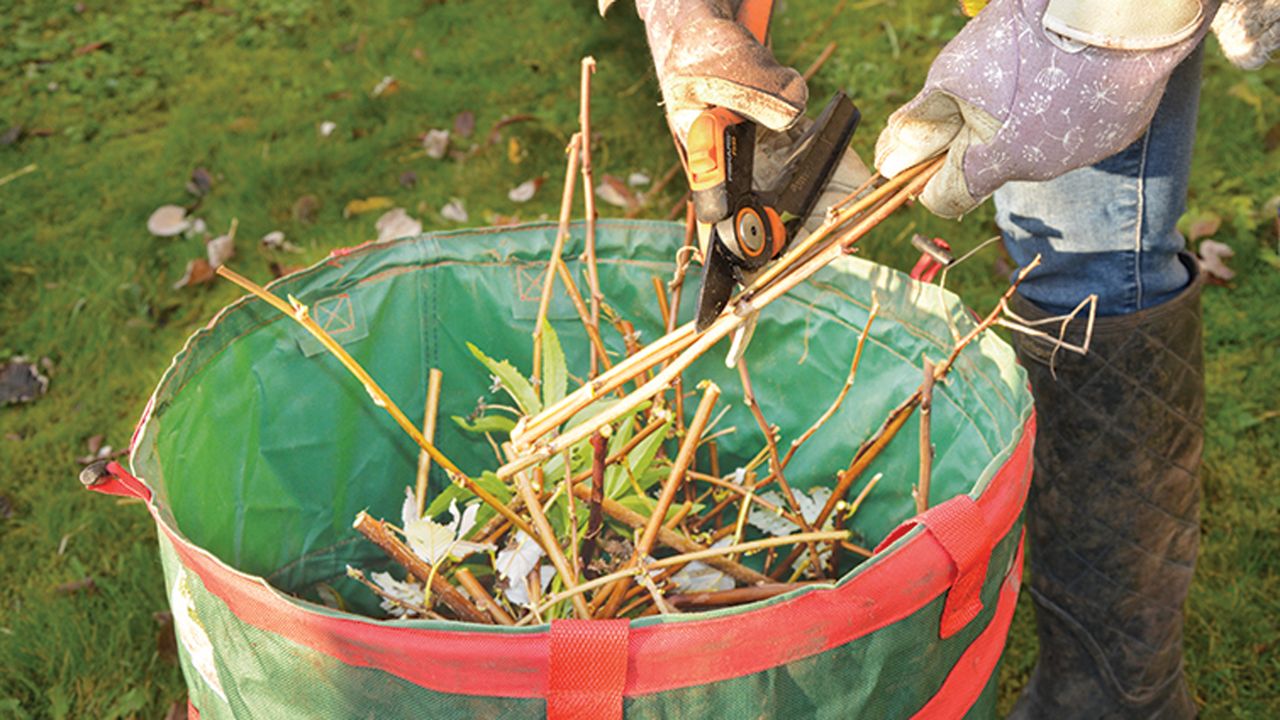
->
xmin=1008 ymin=254 xmax=1204 ymax=719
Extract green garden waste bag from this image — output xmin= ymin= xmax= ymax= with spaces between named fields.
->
xmin=92 ymin=220 xmax=1035 ymax=719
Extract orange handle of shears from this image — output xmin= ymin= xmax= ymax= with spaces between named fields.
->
xmin=683 ymin=0 xmax=775 ymax=195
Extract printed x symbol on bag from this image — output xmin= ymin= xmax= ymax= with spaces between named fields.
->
xmin=314 ymin=294 xmax=356 ymax=335
xmin=516 ymin=264 xmax=548 ymax=303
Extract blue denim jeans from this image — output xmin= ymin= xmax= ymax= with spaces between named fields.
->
xmin=995 ymin=45 xmax=1205 ymax=317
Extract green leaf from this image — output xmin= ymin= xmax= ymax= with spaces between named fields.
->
xmin=425 ymin=471 xmax=512 ymax=519
xmin=603 ymin=419 xmax=637 ymax=498
xmin=467 ymin=342 xmax=541 ymax=415
xmin=540 ymin=322 xmax=568 ymax=407
xmin=626 ymin=421 xmax=670 ymax=490
xmin=451 ymin=414 xmax=517 ymax=435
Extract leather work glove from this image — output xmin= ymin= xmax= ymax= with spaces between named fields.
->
xmin=637 ymin=0 xmax=870 ymax=235
xmin=637 ymin=0 xmax=808 ymax=144
xmin=875 ymin=0 xmax=1218 ymax=219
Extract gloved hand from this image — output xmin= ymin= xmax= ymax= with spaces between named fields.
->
xmin=637 ymin=0 xmax=808 ymax=143
xmin=875 ymin=0 xmax=1217 ymax=219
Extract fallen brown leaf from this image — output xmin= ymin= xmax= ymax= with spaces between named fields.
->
xmin=454 ymin=110 xmax=476 ymax=138
xmin=293 ymin=194 xmax=321 ymax=224
xmin=56 ymin=577 xmax=96 ymax=595
xmin=595 ymin=175 xmax=638 ymax=209
xmin=173 ymin=258 xmax=214 ymax=289
xmin=1198 ymin=239 xmax=1236 ymax=282
xmin=0 ymin=357 xmax=50 ymax=406
xmin=72 ymin=40 xmax=109 ymax=57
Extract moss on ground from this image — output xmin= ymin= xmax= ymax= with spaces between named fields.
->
xmin=1 ymin=1 xmax=1276 ymax=717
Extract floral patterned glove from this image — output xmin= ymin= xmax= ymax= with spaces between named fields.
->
xmin=875 ymin=0 xmax=1217 ymax=218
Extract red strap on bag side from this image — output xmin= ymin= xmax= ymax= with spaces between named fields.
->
xmin=84 ymin=462 xmax=154 ymax=503
xmin=876 ymin=494 xmax=993 ymax=638
xmin=547 ymin=618 xmax=630 ymax=720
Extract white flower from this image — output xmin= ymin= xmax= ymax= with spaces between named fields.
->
xmin=495 ymin=531 xmax=545 ymax=583
xmin=367 ymin=569 xmax=426 ymax=617
xmin=667 ymin=539 xmax=734 ymax=593
xmin=503 ymin=564 xmax=555 ymax=608
xmin=400 ymin=488 xmax=494 ymax=566
xmin=747 ymin=487 xmax=832 ymax=537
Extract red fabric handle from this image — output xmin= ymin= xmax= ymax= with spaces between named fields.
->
xmin=548 ymin=618 xmax=630 ymax=720
xmin=876 ymin=494 xmax=994 ymax=638
xmin=85 ymin=462 xmax=153 ymax=503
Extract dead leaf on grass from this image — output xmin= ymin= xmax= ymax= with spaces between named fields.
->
xmin=268 ymin=261 xmax=305 ymax=279
xmin=147 ymin=205 xmax=191 ymax=237
xmin=422 ymin=128 xmax=450 ymax=159
xmin=0 ymin=492 xmax=14 ymax=520
xmin=260 ymin=231 xmax=302 ymax=253
xmin=1181 ymin=211 xmax=1221 ymax=242
xmin=73 ymin=40 xmax=109 ymax=56
xmin=508 ymin=178 xmax=543 ymax=203
xmin=186 ymin=167 xmax=214 ymax=197
xmin=1199 ymin=239 xmax=1236 ymax=282
xmin=1 ymin=357 xmax=50 ymax=406
xmin=173 ymin=258 xmax=214 ymax=290
xmin=595 ymin=175 xmax=638 ymax=209
xmin=628 ymin=172 xmax=651 ymax=187
xmin=454 ymin=110 xmax=476 ymax=138
xmin=399 ymin=171 xmax=418 ymax=188
xmin=507 ymin=137 xmax=526 ymax=164
xmin=56 ymin=577 xmax=96 ymax=595
xmin=375 ymin=208 xmax=422 ymax=241
xmin=343 ymin=196 xmax=394 ymax=218
xmin=1 ymin=125 xmax=23 ymax=147
xmin=371 ymin=75 xmax=400 ymax=97
xmin=319 ymin=121 xmax=337 ymax=138
xmin=205 ymin=219 xmax=237 ymax=268
xmin=293 ymin=194 xmax=321 ymax=224
xmin=441 ymin=199 xmax=468 ymax=223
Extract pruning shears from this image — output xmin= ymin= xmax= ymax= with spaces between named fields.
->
xmin=685 ymin=0 xmax=862 ymax=332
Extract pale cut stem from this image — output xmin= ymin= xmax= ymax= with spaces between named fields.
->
xmin=579 ymin=57 xmax=603 ymax=375
xmin=215 ymin=266 xmax=537 ymax=541
xmin=414 ymin=368 xmax=444 ymax=517
xmin=532 ymin=133 xmax=582 ymax=382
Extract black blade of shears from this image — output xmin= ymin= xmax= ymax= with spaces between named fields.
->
xmin=771 ymin=91 xmax=861 ymax=231
xmin=694 ymin=231 xmax=741 ymax=332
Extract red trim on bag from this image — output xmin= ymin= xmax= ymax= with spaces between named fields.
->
xmin=158 ymin=414 xmax=1035 ymax=699
xmin=187 ymin=699 xmax=200 ymax=719
xmin=85 ymin=462 xmax=153 ymax=503
xmin=875 ymin=495 xmax=994 ymax=638
xmin=911 ymin=530 xmax=1025 ymax=719
xmin=548 ymin=619 xmax=629 ymax=720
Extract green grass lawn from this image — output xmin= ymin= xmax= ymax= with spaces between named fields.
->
xmin=2 ymin=1 xmax=1276 ymax=717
